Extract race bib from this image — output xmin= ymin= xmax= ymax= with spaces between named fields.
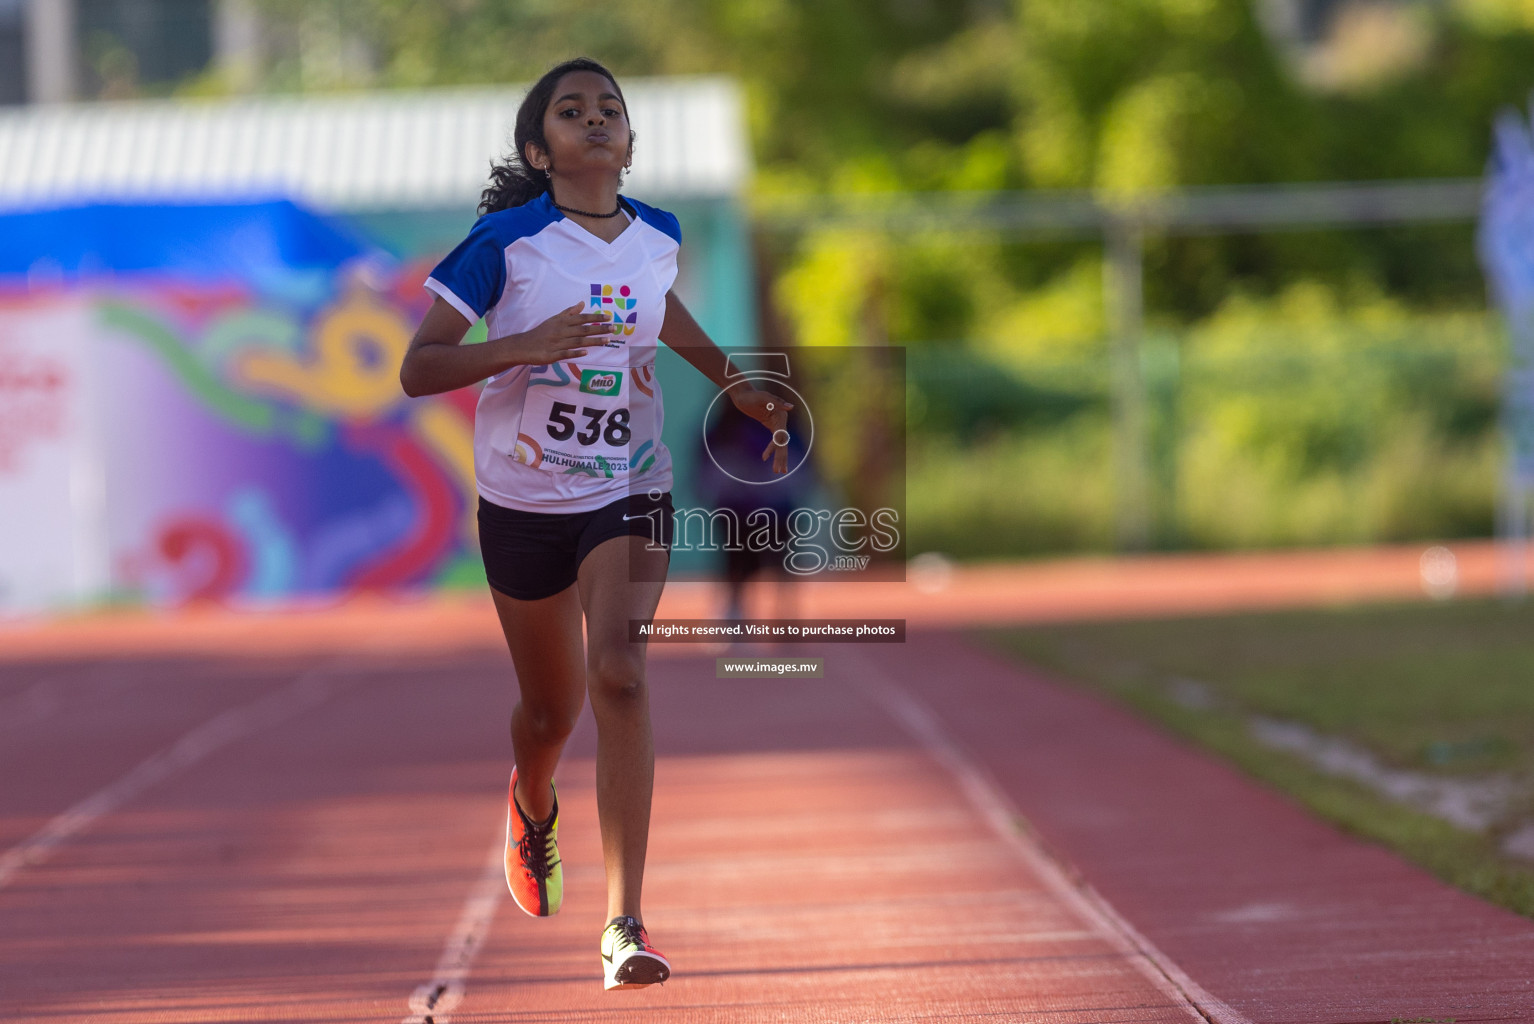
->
xmin=511 ymin=362 xmax=659 ymax=478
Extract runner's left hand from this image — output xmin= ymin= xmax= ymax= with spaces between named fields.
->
xmin=728 ymin=386 xmax=795 ymax=474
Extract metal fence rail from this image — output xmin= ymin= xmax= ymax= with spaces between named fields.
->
xmin=754 ymin=179 xmax=1483 ymax=235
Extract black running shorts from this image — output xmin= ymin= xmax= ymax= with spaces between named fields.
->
xmin=477 ymin=491 xmax=674 ymax=601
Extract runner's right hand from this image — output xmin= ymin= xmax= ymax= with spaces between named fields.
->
xmin=510 ymin=302 xmax=613 ymax=364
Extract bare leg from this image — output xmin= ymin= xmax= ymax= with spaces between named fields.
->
xmin=490 ymin=584 xmax=587 ymax=823
xmin=577 ymin=534 xmax=668 ymax=925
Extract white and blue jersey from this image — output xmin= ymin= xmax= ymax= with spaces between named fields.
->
xmin=425 ymin=191 xmax=681 ymax=513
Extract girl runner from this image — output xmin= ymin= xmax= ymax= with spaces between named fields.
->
xmin=399 ymin=57 xmax=791 ymax=991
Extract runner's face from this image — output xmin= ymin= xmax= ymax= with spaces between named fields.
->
xmin=532 ymin=71 xmax=632 ymax=178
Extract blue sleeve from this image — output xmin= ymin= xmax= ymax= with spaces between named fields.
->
xmin=425 ymin=217 xmax=507 ymax=322
xmin=659 ymin=209 xmax=682 ymax=244
xmin=625 ymin=198 xmax=682 ymax=245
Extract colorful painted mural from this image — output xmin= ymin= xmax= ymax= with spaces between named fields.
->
xmin=100 ymin=278 xmax=483 ymax=604
xmin=0 ymin=201 xmax=483 ymax=610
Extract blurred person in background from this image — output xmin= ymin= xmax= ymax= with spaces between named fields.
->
xmin=694 ymin=399 xmax=815 ymax=639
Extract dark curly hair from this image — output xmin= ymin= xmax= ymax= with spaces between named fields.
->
xmin=479 ymin=57 xmax=634 ymax=216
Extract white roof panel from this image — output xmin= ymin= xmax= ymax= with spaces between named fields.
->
xmin=0 ymin=76 xmax=750 ymax=209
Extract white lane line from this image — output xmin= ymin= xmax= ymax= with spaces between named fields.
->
xmin=402 ymin=831 xmax=506 ymax=1024
xmin=844 ymin=647 xmax=1251 ymax=1024
xmin=0 ymin=666 xmax=339 ymax=890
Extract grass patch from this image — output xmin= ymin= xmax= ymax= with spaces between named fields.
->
xmin=906 ymin=422 xmax=1115 ymax=560
xmin=976 ymin=597 xmax=1534 ymax=920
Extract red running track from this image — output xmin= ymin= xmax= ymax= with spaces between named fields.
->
xmin=0 ymin=638 xmax=1203 ymax=1022
xmin=2 ymin=619 xmax=1533 ymax=1020
xmin=860 ymin=635 xmax=1534 ymax=1022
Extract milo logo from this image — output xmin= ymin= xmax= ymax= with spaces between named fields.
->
xmin=580 ymin=369 xmax=622 ymax=396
